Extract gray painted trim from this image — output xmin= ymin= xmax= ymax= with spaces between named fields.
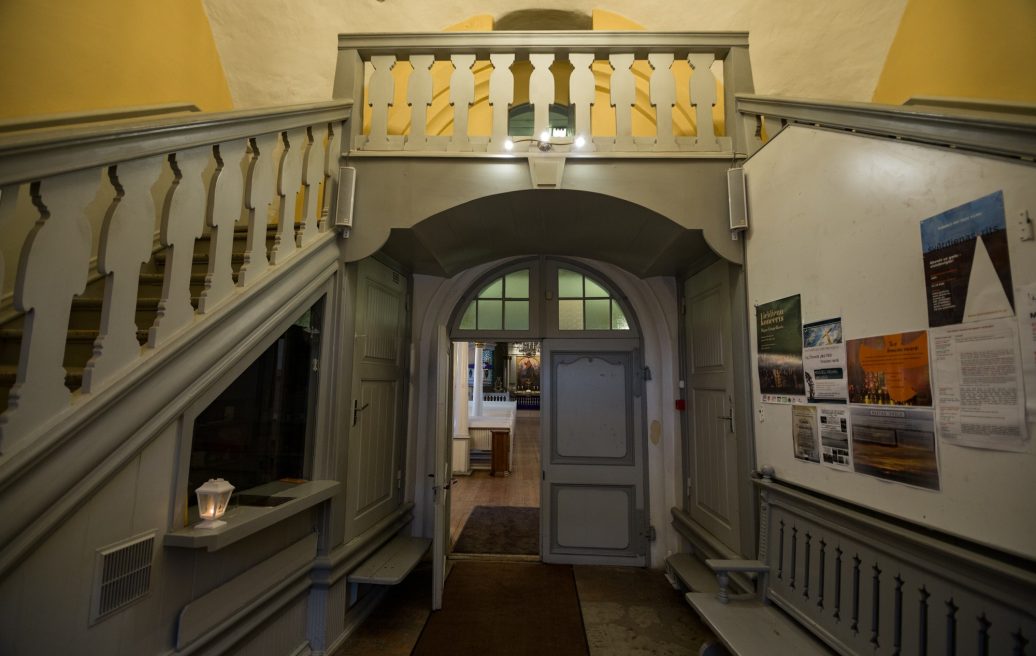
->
xmin=0 ymin=103 xmax=200 ymax=133
xmin=0 ymin=235 xmax=340 ymax=580
xmin=311 ymin=503 xmax=416 ymax=587
xmin=736 ymin=94 xmax=1036 ymax=161
xmin=0 ymin=101 xmax=351 ymax=185
xmin=338 ymin=31 xmax=750 ymax=57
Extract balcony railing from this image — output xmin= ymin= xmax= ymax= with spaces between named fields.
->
xmin=0 ymin=101 xmax=349 ymax=455
xmin=334 ymin=31 xmax=755 ymax=156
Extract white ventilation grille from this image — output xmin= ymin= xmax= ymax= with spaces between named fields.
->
xmin=91 ymin=532 xmax=155 ymax=624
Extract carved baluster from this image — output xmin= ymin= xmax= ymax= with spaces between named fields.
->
xmin=270 ymin=128 xmax=305 ymax=264
xmin=0 ymin=185 xmax=15 ymax=301
xmin=367 ymin=55 xmax=396 ymax=150
xmin=610 ymin=54 xmax=635 ymax=148
xmin=977 ymin=614 xmax=991 ymax=656
xmin=198 ymin=140 xmax=246 ymax=313
xmin=320 ymin=122 xmax=341 ymax=231
xmin=238 ymin=134 xmax=276 ymax=286
xmin=834 ymin=547 xmax=843 ymax=621
xmin=529 ymin=53 xmax=555 ymax=139
xmin=851 ymin=555 xmax=862 ymax=634
xmin=688 ymin=54 xmax=718 ymax=148
xmin=0 ymin=170 xmax=97 ymax=449
xmin=648 ymin=53 xmax=676 ymax=150
xmin=298 ymin=125 xmax=327 ymax=247
xmin=946 ymin=599 xmax=958 ymax=655
xmin=919 ymin=586 xmax=931 ymax=654
xmin=893 ymin=575 xmax=904 ymax=654
xmin=817 ymin=539 xmax=827 ymax=608
xmin=871 ymin=564 xmax=882 ymax=647
xmin=149 ymin=148 xmax=207 ymax=348
xmin=803 ymin=532 xmax=812 ymax=598
xmin=406 ymin=54 xmax=434 ymax=150
xmin=790 ymin=526 xmax=798 ymax=589
xmin=777 ymin=519 xmax=786 ymax=580
xmin=569 ymin=53 xmax=595 ymax=149
xmin=82 ymin=157 xmax=163 ymax=392
xmin=449 ymin=54 xmax=476 ymax=151
xmin=488 ymin=53 xmax=515 ymax=152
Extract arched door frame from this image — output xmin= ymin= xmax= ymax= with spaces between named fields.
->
xmin=407 ymin=255 xmax=684 ymax=567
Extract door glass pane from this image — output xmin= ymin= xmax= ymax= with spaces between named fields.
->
xmin=477 ymin=300 xmax=503 ymax=329
xmin=584 ymin=278 xmax=609 ymax=298
xmin=612 ymin=301 xmax=630 ymax=330
xmin=479 ymin=278 xmax=503 ymax=298
xmin=460 ymin=301 xmax=477 ymax=329
xmin=504 ymin=300 xmax=529 ymax=330
xmin=559 ymin=300 xmax=583 ymax=330
xmin=558 ymin=269 xmax=583 ymax=298
xmin=585 ymin=299 xmax=610 ymax=330
xmin=504 ymin=270 xmax=529 ymax=298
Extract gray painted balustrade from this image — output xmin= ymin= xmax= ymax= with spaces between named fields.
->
xmin=0 ymin=102 xmax=350 ymax=455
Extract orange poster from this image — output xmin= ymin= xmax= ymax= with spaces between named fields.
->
xmin=846 ymin=331 xmax=932 ymax=406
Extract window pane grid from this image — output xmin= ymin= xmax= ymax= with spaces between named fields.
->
xmin=557 ymin=268 xmax=630 ymax=332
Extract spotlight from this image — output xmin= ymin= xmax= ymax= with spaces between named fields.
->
xmin=504 ymin=139 xmax=514 ymax=151
xmin=574 ymin=136 xmax=586 ymax=148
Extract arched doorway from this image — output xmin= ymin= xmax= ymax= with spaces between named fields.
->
xmin=446 ymin=257 xmax=649 ymax=567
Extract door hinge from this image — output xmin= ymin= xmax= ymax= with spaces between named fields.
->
xmin=397 ymin=469 xmax=403 ymax=490
xmin=645 ymin=526 xmax=657 ymax=542
xmin=686 ymin=477 xmax=693 ymax=498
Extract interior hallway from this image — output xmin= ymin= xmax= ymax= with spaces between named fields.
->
xmin=449 ymin=415 xmax=541 ymax=548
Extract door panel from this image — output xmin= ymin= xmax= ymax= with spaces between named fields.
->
xmin=684 ymin=260 xmax=741 ymax=553
xmin=345 ymin=258 xmax=408 ymax=540
xmin=542 ymin=339 xmax=646 ymax=566
xmin=432 ymin=327 xmax=451 ymax=610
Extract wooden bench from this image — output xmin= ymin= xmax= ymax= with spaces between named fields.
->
xmin=347 ymin=535 xmax=431 ymax=585
xmin=678 ymin=473 xmax=1036 ymax=656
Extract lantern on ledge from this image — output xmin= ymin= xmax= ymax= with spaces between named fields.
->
xmin=195 ymin=478 xmax=234 ymax=529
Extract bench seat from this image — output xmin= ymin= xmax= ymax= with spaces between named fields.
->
xmin=347 ymin=535 xmax=431 ymax=585
xmin=685 ymin=592 xmax=831 ymax=656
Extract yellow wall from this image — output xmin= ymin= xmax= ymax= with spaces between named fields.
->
xmin=0 ymin=0 xmax=233 ymax=121
xmin=873 ymin=0 xmax=1036 ymax=105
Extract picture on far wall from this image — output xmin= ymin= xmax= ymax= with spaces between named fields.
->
xmin=846 ymin=331 xmax=932 ymax=407
xmin=757 ymin=295 xmax=806 ymax=404
xmin=515 ymin=355 xmax=540 ymax=391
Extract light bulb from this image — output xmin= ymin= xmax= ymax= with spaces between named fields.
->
xmin=504 ymin=139 xmax=514 ymax=151
xmin=574 ymin=136 xmax=586 ymax=148
xmin=539 ymin=130 xmax=550 ymax=142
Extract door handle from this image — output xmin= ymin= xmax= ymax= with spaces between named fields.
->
xmin=717 ymin=412 xmax=735 ymax=433
xmin=352 ymin=400 xmax=370 ymax=426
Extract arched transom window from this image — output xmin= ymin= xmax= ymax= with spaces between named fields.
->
xmin=452 ymin=259 xmax=635 ymax=338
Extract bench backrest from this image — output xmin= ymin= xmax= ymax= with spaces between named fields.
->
xmin=756 ymin=478 xmax=1035 ymax=656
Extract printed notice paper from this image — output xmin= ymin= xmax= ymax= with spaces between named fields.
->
xmin=920 ymin=191 xmax=1014 ymax=327
xmin=847 ymin=331 xmax=932 ymax=407
xmin=851 ymin=406 xmax=940 ymax=491
xmin=819 ymin=405 xmax=852 ymax=471
xmin=792 ymin=405 xmax=820 ymax=463
xmin=803 ymin=318 xmax=848 ymax=403
xmin=932 ymin=318 xmax=1028 ymax=451
xmin=757 ymin=295 xmax=806 ymax=404
xmin=1019 ymin=283 xmax=1036 ymax=422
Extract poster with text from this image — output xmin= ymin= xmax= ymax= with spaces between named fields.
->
xmin=819 ymin=405 xmax=852 ymax=471
xmin=803 ymin=318 xmax=848 ymax=403
xmin=847 ymin=331 xmax=932 ymax=407
xmin=851 ymin=406 xmax=940 ymax=491
xmin=792 ymin=405 xmax=820 ymax=463
xmin=920 ymin=191 xmax=1014 ymax=327
xmin=757 ymin=295 xmax=806 ymax=404
xmin=932 ymin=318 xmax=1028 ymax=451
xmin=1019 ymin=283 xmax=1036 ymax=422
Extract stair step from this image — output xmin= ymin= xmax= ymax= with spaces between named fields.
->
xmin=0 ymin=365 xmax=84 ymax=388
xmin=0 ymin=328 xmax=149 ymax=343
xmin=73 ymin=297 xmax=164 ymax=310
xmin=138 ymin=272 xmax=210 ymax=285
xmin=153 ymin=253 xmax=248 ymax=266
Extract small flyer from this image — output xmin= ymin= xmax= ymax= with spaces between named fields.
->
xmin=792 ymin=404 xmax=820 ymax=463
xmin=920 ymin=191 xmax=1014 ymax=327
xmin=803 ymin=318 xmax=848 ymax=403
xmin=757 ymin=295 xmax=806 ymax=404
xmin=819 ymin=405 xmax=852 ymax=470
xmin=931 ymin=318 xmax=1028 ymax=451
xmin=846 ymin=331 xmax=932 ymax=407
xmin=851 ymin=406 xmax=940 ymax=491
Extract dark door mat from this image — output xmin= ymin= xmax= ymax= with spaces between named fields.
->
xmin=412 ymin=561 xmax=589 ymax=656
xmin=453 ymin=505 xmax=539 ymax=555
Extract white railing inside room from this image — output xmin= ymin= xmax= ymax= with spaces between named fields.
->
xmin=335 ymin=31 xmax=756 ymax=155
xmin=0 ymin=102 xmax=349 ymax=455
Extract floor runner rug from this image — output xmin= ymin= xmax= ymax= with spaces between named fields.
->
xmin=453 ymin=505 xmax=538 ymax=555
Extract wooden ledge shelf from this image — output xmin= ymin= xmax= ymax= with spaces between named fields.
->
xmin=164 ymin=480 xmax=340 ymax=552
xmin=348 ymin=535 xmax=431 ymax=585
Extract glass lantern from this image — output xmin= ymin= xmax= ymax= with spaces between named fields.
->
xmin=195 ymin=478 xmax=234 ymax=529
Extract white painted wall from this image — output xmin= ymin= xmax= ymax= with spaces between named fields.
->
xmin=407 ymin=257 xmax=683 ymax=567
xmin=202 ymin=0 xmax=907 ymax=108
xmin=744 ymin=125 xmax=1036 ymax=559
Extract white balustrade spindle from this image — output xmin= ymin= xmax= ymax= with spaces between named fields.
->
xmin=609 ymin=54 xmax=636 ymax=148
xmin=648 ymin=53 xmax=677 ymax=150
xmin=688 ymin=53 xmax=718 ymax=147
xmin=449 ymin=54 xmax=476 ymax=152
xmin=298 ymin=125 xmax=327 ymax=247
xmin=271 ymin=128 xmax=305 ymax=265
xmin=238 ymin=134 xmax=276 ymax=286
xmin=529 ymin=54 xmax=555 ymax=139
xmin=320 ymin=123 xmax=341 ymax=232
xmin=367 ymin=55 xmax=396 ymax=149
xmin=198 ymin=140 xmax=246 ymax=313
xmin=569 ymin=54 xmax=595 ymax=149
xmin=406 ymin=55 xmax=434 ymax=150
xmin=488 ymin=53 xmax=515 ymax=152
xmin=0 ymin=170 xmax=97 ymax=450
xmin=82 ymin=157 xmax=163 ymax=392
xmin=149 ymin=148 xmax=208 ymax=348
